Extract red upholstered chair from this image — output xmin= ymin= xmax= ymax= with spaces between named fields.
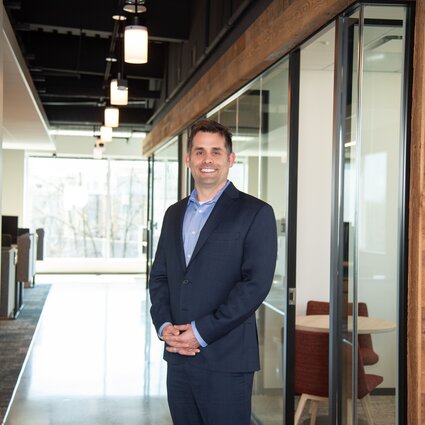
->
xmin=357 ymin=347 xmax=384 ymax=425
xmin=294 ymin=330 xmax=329 ymax=425
xmin=305 ymin=300 xmax=379 ymax=366
xmin=294 ymin=329 xmax=383 ymax=425
xmin=355 ymin=303 xmax=379 ymax=366
xmin=305 ymin=300 xmax=330 ymax=316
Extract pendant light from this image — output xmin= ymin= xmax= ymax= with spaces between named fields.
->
xmin=110 ymin=74 xmax=128 ymax=105
xmin=124 ymin=18 xmax=148 ymax=64
xmin=111 ymin=14 xmax=129 ymax=105
xmin=93 ymin=139 xmax=105 ymax=159
xmin=104 ymin=106 xmax=119 ymax=128
xmin=124 ymin=1 xmax=148 ymax=64
xmin=100 ymin=125 xmax=113 ymax=142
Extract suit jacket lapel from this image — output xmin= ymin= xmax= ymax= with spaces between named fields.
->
xmin=174 ymin=197 xmax=189 ymax=271
xmin=188 ymin=183 xmax=239 ymax=267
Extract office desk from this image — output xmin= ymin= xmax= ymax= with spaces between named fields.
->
xmin=296 ymin=314 xmax=396 ymax=334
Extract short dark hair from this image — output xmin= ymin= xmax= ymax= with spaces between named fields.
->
xmin=187 ymin=119 xmax=233 ymax=154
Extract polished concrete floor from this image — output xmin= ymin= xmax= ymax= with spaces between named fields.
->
xmin=3 ymin=275 xmax=172 ymax=425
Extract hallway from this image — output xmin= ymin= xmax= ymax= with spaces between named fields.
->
xmin=3 ymin=275 xmax=172 ymax=425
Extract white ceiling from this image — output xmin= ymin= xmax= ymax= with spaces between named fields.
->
xmin=2 ymin=8 xmax=55 ymax=151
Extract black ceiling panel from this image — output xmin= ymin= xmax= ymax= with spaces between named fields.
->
xmin=21 ymin=32 xmax=110 ymax=73
xmin=4 ymin=0 xmax=268 ymax=133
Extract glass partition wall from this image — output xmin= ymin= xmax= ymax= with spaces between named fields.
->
xmin=147 ymin=2 xmax=411 ymax=424
xmin=294 ymin=23 xmax=336 ymax=424
xmin=147 ymin=138 xmax=179 ymax=275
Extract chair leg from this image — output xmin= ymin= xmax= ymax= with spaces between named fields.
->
xmin=309 ymin=400 xmax=319 ymax=425
xmin=294 ymin=394 xmax=309 ymax=425
xmin=361 ymin=394 xmax=375 ymax=425
xmin=346 ymin=398 xmax=353 ymax=425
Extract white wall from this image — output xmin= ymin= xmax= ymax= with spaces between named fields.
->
xmin=1 ymin=149 xmax=25 ymax=225
xmin=296 ymin=69 xmax=334 ymax=314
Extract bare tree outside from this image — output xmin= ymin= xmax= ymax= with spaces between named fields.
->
xmin=27 ymin=157 xmax=148 ymax=260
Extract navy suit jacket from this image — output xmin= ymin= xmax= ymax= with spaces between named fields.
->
xmin=149 ymin=182 xmax=277 ymax=373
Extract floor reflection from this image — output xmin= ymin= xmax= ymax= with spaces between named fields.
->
xmin=4 ymin=274 xmax=172 ymax=425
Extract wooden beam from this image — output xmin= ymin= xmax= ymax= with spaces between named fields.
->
xmin=142 ymin=0 xmax=355 ymax=155
xmin=409 ymin=0 xmax=425 ymax=423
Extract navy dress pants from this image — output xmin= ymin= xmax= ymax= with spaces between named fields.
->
xmin=166 ymin=362 xmax=254 ymax=425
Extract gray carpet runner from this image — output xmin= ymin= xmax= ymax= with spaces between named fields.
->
xmin=0 ymin=284 xmax=51 ymax=422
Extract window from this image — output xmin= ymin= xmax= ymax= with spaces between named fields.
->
xmin=26 ymin=157 xmax=148 ymax=261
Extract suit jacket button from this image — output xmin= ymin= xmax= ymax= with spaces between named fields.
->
xmin=182 ymin=279 xmax=189 ymax=284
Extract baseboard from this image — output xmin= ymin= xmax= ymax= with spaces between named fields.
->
xmin=371 ymin=387 xmax=396 ymax=396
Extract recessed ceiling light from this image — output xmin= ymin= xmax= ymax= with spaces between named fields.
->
xmin=123 ymin=5 xmax=146 ymax=13
xmin=124 ymin=0 xmax=147 ymax=13
xmin=112 ymin=14 xmax=127 ymax=21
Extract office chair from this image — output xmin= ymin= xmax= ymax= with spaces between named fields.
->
xmin=294 ymin=329 xmax=383 ymax=425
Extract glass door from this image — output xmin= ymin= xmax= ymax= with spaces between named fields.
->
xmin=332 ymin=4 xmax=411 ymax=424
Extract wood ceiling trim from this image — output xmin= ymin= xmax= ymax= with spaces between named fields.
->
xmin=408 ymin=0 xmax=424 ymax=423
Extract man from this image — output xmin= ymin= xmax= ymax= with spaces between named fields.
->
xmin=149 ymin=119 xmax=277 ymax=425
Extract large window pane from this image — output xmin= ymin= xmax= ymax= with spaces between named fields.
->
xmin=27 ymin=157 xmax=148 ymax=260
xmin=109 ymin=161 xmax=147 ymax=258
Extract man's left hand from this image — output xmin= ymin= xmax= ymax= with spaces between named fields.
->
xmin=164 ymin=323 xmax=200 ymax=356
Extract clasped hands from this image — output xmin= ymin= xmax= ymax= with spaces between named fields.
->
xmin=161 ymin=323 xmax=201 ymax=356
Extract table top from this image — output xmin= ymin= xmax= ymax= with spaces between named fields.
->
xmin=296 ymin=314 xmax=396 ymax=334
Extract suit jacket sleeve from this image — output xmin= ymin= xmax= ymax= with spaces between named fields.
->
xmin=149 ymin=208 xmax=173 ymax=333
xmin=194 ymin=203 xmax=277 ymax=345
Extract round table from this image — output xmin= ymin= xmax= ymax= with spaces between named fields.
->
xmin=296 ymin=314 xmax=396 ymax=334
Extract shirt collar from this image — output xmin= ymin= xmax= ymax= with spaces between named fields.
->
xmin=188 ymin=180 xmax=230 ymax=207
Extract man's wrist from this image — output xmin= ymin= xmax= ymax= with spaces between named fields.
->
xmin=191 ymin=320 xmax=208 ymax=347
xmin=158 ymin=322 xmax=172 ymax=338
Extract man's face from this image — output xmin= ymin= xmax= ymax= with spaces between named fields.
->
xmin=186 ymin=131 xmax=235 ymax=191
